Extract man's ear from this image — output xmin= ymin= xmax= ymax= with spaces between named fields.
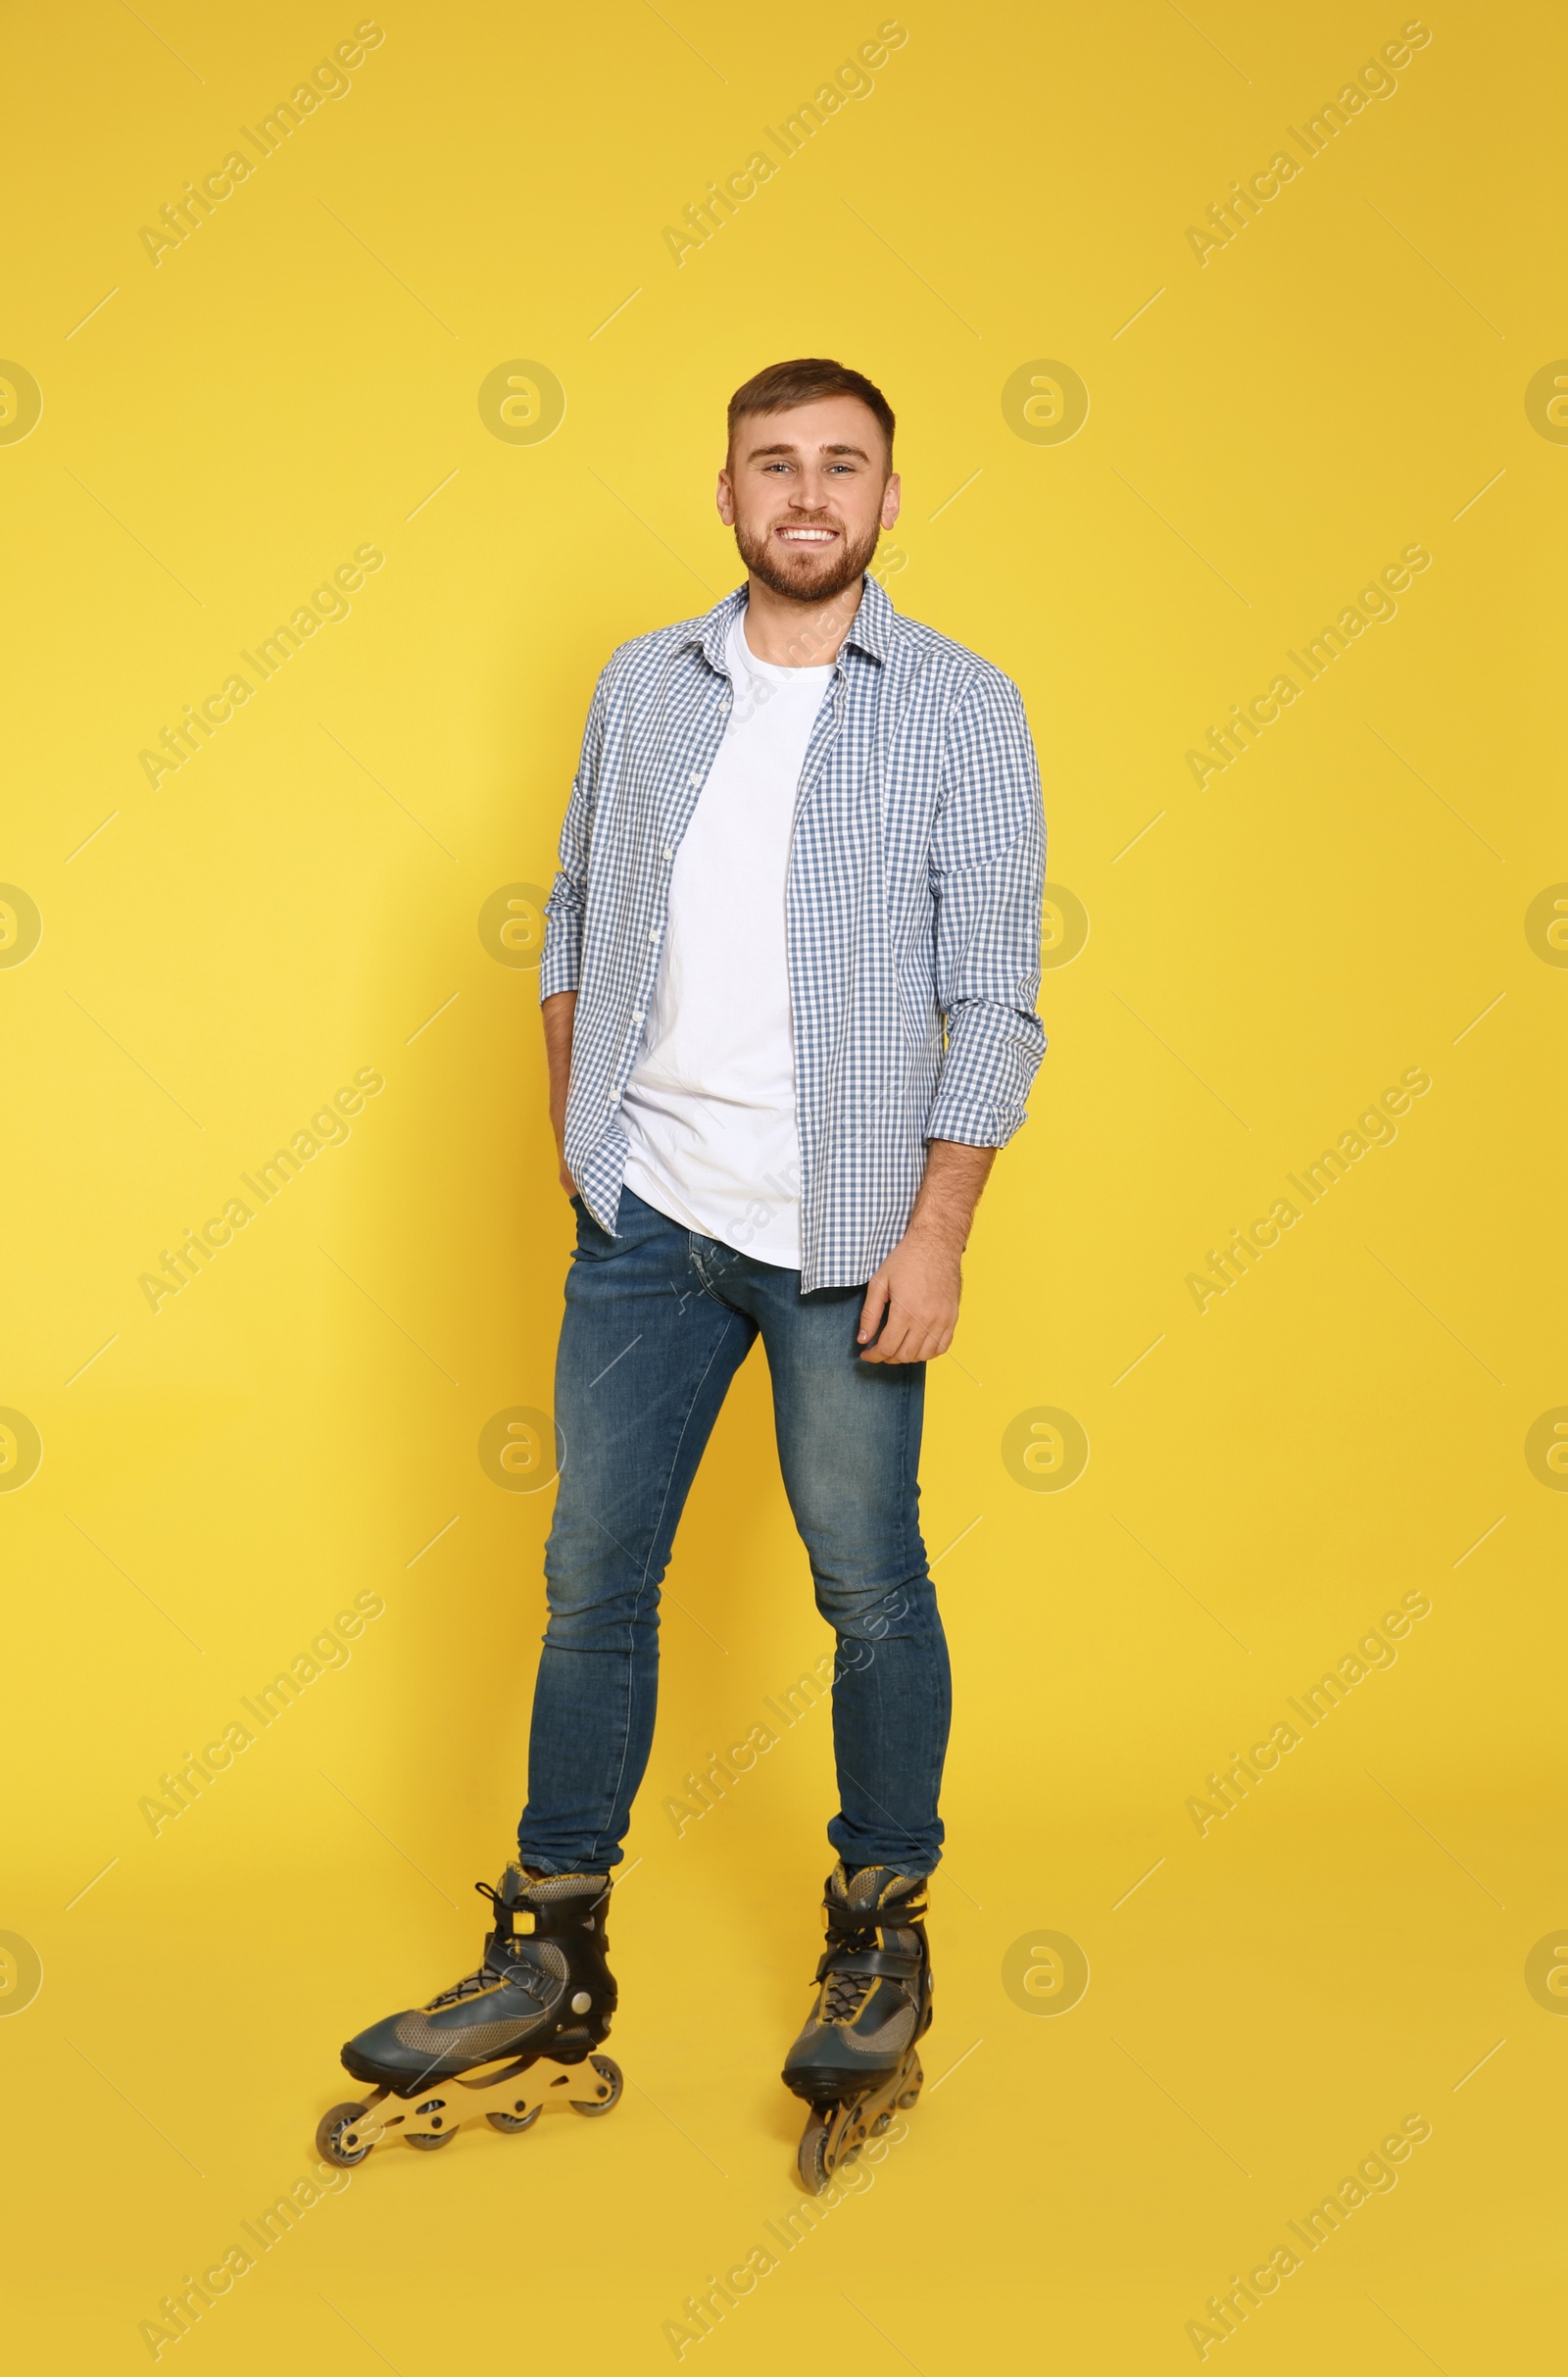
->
xmin=880 ymin=471 xmax=902 ymax=529
xmin=715 ymin=468 xmax=736 ymax=525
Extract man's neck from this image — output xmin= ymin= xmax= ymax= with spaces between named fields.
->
xmin=741 ymin=572 xmax=863 ymax=669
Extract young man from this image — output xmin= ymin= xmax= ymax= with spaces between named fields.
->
xmin=321 ymin=360 xmax=1046 ymax=2189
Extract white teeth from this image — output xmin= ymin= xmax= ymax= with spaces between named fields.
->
xmin=779 ymin=528 xmax=834 ymax=541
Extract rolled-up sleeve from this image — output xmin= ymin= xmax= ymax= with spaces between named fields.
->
xmin=538 ymin=667 xmax=609 ymax=1001
xmin=922 ymin=672 xmax=1047 ymax=1147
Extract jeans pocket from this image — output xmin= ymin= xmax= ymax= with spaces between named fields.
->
xmin=570 ymin=1193 xmax=615 ymax=1261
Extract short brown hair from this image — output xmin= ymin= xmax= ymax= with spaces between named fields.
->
xmin=727 ymin=357 xmax=895 ymax=464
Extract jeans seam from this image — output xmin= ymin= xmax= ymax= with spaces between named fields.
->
xmin=821 ymin=1363 xmax=945 ymax=1870
xmin=593 ymin=1298 xmax=747 ymax=1857
xmin=906 ymin=1364 xmax=945 ymax=1858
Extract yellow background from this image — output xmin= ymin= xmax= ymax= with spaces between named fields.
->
xmin=3 ymin=1 xmax=1563 ymax=2367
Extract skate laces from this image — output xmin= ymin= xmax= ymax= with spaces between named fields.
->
xmin=422 ymin=1895 xmax=560 ymax=2011
xmin=819 ymin=1907 xmax=890 ymax=2025
xmin=424 ymin=1965 xmax=493 ymax=2009
xmin=424 ymin=1949 xmax=554 ymax=2011
xmin=822 ymin=1963 xmax=875 ymax=2023
xmin=816 ymin=1872 xmax=927 ymax=2026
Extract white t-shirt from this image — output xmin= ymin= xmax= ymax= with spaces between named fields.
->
xmin=618 ymin=610 xmax=834 ymax=1267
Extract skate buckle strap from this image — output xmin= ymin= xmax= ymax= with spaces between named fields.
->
xmin=475 ymin=1876 xmax=611 ymax=1948
xmin=814 ymin=1944 xmax=921 ymax=1984
xmin=823 ymin=1908 xmax=923 ymax=1950
xmin=825 ymin=1894 xmax=924 ymax=1938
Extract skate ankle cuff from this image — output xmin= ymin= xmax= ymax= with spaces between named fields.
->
xmin=492 ymin=1868 xmax=610 ymax=1908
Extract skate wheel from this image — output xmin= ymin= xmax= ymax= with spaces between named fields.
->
xmin=872 ymin=2110 xmax=893 ymax=2135
xmin=796 ymin=2107 xmax=832 ymax=2195
xmin=487 ymin=2105 xmax=542 ymax=2133
xmin=406 ymin=2126 xmax=459 ymax=2150
xmin=316 ymin=2102 xmax=375 ymax=2168
xmin=567 ymin=2054 xmax=622 ymax=2117
xmin=897 ymin=2055 xmax=924 ymax=2109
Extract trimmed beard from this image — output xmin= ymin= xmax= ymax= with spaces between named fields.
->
xmin=733 ymin=513 xmax=882 ymax=603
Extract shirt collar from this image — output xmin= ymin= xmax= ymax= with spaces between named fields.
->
xmin=693 ymin=570 xmax=897 ymax=674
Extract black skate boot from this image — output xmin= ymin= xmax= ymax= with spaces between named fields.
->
xmin=316 ymin=1865 xmax=622 ymax=2163
xmin=781 ymin=1862 xmax=932 ymax=2193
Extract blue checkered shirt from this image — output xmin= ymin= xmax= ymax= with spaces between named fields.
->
xmin=540 ymin=575 xmax=1046 ymax=1292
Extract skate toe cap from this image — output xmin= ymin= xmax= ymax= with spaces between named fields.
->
xmin=782 ymin=2013 xmax=910 ymax=2101
xmin=782 ymin=2025 xmax=859 ymax=2089
xmin=340 ymin=2013 xmax=429 ymax=2087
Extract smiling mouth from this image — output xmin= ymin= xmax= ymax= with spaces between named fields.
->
xmin=774 ymin=525 xmax=838 ymax=544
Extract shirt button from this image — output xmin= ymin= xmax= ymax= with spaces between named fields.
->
xmin=632 ymin=1008 xmax=645 ymax=1023
xmin=662 ymin=845 xmax=674 ymax=861
xmin=689 ymin=770 xmax=702 ymax=785
xmin=648 ymin=928 xmax=659 ymax=943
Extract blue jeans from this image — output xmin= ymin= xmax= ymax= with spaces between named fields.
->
xmin=518 ymin=1187 xmax=951 ymax=1875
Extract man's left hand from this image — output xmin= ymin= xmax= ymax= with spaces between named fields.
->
xmin=854 ymin=1139 xmax=998 ymax=1362
xmin=857 ymin=1225 xmax=961 ymax=1363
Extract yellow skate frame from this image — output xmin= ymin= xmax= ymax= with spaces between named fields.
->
xmin=796 ymin=2046 xmax=924 ymax=2193
xmin=325 ymin=2052 xmax=619 ymax=2158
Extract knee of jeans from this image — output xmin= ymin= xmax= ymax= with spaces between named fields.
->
xmin=543 ymin=1592 xmax=654 ymax=1656
xmin=543 ymin=1545 xmax=651 ymax=1637
xmin=813 ymin=1568 xmax=930 ymax=1642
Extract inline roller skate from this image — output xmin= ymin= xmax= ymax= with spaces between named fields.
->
xmin=781 ymin=1862 xmax=931 ymax=2193
xmin=316 ymin=1864 xmax=621 ymax=2163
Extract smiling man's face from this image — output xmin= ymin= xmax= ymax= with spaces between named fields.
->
xmin=717 ymin=395 xmax=901 ymax=603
